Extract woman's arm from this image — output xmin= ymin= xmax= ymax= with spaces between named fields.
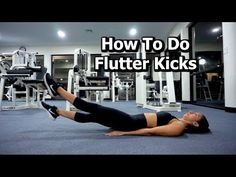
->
xmin=106 ymin=128 xmax=152 ymax=136
xmin=105 ymin=121 xmax=185 ymax=137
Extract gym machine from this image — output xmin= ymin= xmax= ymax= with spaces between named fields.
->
xmin=0 ymin=48 xmax=47 ymax=111
xmin=66 ymin=49 xmax=110 ymax=111
xmin=135 ymin=46 xmax=181 ymax=112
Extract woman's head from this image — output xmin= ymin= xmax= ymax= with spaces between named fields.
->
xmin=183 ymin=112 xmax=209 ymax=133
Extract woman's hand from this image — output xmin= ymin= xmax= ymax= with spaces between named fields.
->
xmin=105 ymin=130 xmax=126 ymax=136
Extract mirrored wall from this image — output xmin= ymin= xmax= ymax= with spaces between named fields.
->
xmin=190 ymin=22 xmax=224 ymax=109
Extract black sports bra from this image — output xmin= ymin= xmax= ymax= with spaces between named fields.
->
xmin=156 ymin=111 xmax=178 ymax=126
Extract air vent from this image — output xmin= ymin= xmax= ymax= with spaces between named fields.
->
xmin=85 ymin=29 xmax=93 ymax=33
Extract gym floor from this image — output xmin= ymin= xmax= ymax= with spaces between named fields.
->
xmin=0 ymin=100 xmax=236 ymax=154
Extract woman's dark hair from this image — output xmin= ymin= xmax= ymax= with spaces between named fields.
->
xmin=186 ymin=114 xmax=210 ymax=133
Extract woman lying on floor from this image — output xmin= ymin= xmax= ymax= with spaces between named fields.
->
xmin=41 ymin=73 xmax=209 ymax=137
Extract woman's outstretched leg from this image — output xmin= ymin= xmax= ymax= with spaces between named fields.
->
xmin=43 ymin=73 xmax=76 ymax=105
xmin=57 ymin=87 xmax=76 ymax=105
xmin=41 ymin=101 xmax=72 ymax=120
xmin=56 ymin=108 xmax=76 ymax=121
xmin=43 ymin=73 xmax=142 ymax=130
xmin=41 ymin=101 xmax=98 ymax=123
xmin=43 ymin=73 xmax=103 ymax=113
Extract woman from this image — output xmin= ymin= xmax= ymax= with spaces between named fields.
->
xmin=42 ymin=73 xmax=209 ymax=137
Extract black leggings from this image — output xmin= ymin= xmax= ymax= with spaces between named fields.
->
xmin=73 ymin=97 xmax=147 ymax=131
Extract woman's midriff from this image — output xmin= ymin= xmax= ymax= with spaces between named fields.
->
xmin=144 ymin=113 xmax=157 ymax=128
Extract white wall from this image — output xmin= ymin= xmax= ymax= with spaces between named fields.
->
xmin=152 ymin=22 xmax=191 ymax=102
xmin=222 ymin=22 xmax=236 ymax=109
xmin=170 ymin=22 xmax=191 ymax=102
xmin=169 ymin=22 xmax=190 ymax=36
xmin=152 ymin=22 xmax=190 ymax=81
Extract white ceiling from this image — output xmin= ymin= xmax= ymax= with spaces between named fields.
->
xmin=0 ymin=22 xmax=177 ymax=47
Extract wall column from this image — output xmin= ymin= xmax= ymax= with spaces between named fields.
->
xmin=222 ymin=22 xmax=236 ymax=112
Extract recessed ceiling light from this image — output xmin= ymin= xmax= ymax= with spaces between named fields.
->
xmin=57 ymin=30 xmax=66 ymax=38
xmin=129 ymin=28 xmax=137 ymax=36
xmin=212 ymin=27 xmax=221 ymax=33
xmin=199 ymin=58 xmax=206 ymax=65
